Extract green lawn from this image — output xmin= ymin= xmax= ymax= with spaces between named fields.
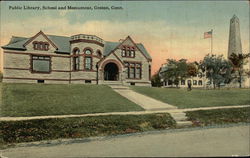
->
xmin=186 ymin=107 xmax=250 ymax=126
xmin=131 ymin=86 xmax=250 ymax=108
xmin=1 ymin=83 xmax=143 ymax=117
xmin=0 ymin=113 xmax=176 ymax=144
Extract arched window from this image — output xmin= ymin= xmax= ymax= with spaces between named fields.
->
xmin=84 ymin=48 xmax=92 ymax=70
xmin=85 ymin=49 xmax=92 ymax=55
xmin=72 ymin=48 xmax=80 ymax=71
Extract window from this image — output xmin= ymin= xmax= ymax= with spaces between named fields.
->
xmin=130 ymin=82 xmax=135 ymax=86
xmin=130 ymin=50 xmax=135 ymax=57
xmin=168 ymin=80 xmax=173 ymax=85
xmin=181 ymin=80 xmax=185 ymax=85
xmin=72 ymin=48 xmax=80 ymax=71
xmin=85 ymin=49 xmax=92 ymax=55
xmin=129 ymin=64 xmax=135 ymax=78
xmin=135 ymin=64 xmax=141 ymax=79
xmin=125 ymin=62 xmax=142 ymax=79
xmin=32 ymin=55 xmax=51 ymax=73
xmin=33 ymin=41 xmax=49 ymax=51
xmin=84 ymin=49 xmax=92 ymax=70
xmin=198 ymin=80 xmax=203 ymax=85
xmin=193 ymin=80 xmax=197 ymax=85
xmin=73 ymin=57 xmax=80 ymax=70
xmin=149 ymin=65 xmax=151 ymax=80
xmin=121 ymin=49 xmax=126 ymax=57
xmin=85 ymin=57 xmax=92 ymax=70
xmin=85 ymin=80 xmax=92 ymax=83
xmin=121 ymin=46 xmax=135 ymax=58
xmin=37 ymin=80 xmax=44 ymax=83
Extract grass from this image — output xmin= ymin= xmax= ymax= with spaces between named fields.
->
xmin=186 ymin=107 xmax=250 ymax=126
xmin=131 ymin=86 xmax=250 ymax=108
xmin=0 ymin=113 xmax=176 ymax=144
xmin=1 ymin=83 xmax=144 ymax=117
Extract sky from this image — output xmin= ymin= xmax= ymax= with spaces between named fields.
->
xmin=0 ymin=1 xmax=249 ymax=74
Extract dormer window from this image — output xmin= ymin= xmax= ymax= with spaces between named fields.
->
xmin=121 ymin=46 xmax=135 ymax=58
xmin=33 ymin=41 xmax=49 ymax=51
xmin=121 ymin=49 xmax=126 ymax=57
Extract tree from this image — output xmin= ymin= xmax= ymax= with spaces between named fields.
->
xmin=151 ymin=73 xmax=162 ymax=87
xmin=161 ymin=59 xmax=188 ymax=87
xmin=200 ymin=54 xmax=233 ymax=89
xmin=229 ymin=53 xmax=250 ymax=88
xmin=187 ymin=62 xmax=198 ymax=77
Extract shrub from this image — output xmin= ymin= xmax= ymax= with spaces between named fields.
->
xmin=0 ymin=113 xmax=176 ymax=144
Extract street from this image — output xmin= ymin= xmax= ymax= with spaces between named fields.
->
xmin=1 ymin=125 xmax=249 ymax=157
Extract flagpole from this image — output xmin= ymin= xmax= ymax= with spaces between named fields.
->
xmin=211 ymin=29 xmax=213 ymax=54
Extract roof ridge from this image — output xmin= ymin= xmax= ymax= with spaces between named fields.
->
xmin=47 ymin=34 xmax=70 ymax=38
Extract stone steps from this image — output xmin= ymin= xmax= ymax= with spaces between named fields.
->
xmin=176 ymin=121 xmax=193 ymax=127
xmin=109 ymin=85 xmax=129 ymax=90
xmin=169 ymin=112 xmax=193 ymax=127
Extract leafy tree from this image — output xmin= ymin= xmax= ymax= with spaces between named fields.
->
xmin=161 ymin=59 xmax=188 ymax=87
xmin=187 ymin=62 xmax=198 ymax=77
xmin=151 ymin=73 xmax=162 ymax=87
xmin=229 ymin=53 xmax=250 ymax=88
xmin=200 ymin=54 xmax=233 ymax=89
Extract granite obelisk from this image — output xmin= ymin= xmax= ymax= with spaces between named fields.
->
xmin=228 ymin=15 xmax=242 ymax=57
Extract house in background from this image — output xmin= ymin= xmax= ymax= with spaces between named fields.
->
xmin=158 ymin=63 xmax=207 ymax=88
xmin=1 ymin=31 xmax=152 ymax=86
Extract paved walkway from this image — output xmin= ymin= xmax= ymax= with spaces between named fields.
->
xmin=111 ymin=86 xmax=177 ymax=110
xmin=0 ymin=105 xmax=249 ymax=121
xmin=1 ymin=125 xmax=249 ymax=157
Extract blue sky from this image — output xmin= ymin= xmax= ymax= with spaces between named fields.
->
xmin=0 ymin=0 xmax=249 ymax=73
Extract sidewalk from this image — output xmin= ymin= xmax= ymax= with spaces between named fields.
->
xmin=2 ymin=125 xmax=249 ymax=157
xmin=1 ymin=105 xmax=249 ymax=121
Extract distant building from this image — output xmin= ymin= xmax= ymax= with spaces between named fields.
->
xmin=1 ymin=31 xmax=152 ymax=86
xmin=159 ymin=63 xmax=208 ymax=88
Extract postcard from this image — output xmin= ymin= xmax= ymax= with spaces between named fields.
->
xmin=0 ymin=0 xmax=249 ymax=157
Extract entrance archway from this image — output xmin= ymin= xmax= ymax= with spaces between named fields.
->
xmin=104 ymin=62 xmax=119 ymax=81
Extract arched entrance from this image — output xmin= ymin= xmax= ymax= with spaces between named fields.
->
xmin=104 ymin=62 xmax=119 ymax=81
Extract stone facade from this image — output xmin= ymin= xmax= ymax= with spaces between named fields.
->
xmin=2 ymin=31 xmax=152 ymax=86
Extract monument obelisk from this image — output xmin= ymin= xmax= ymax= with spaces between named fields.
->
xmin=228 ymin=15 xmax=242 ymax=57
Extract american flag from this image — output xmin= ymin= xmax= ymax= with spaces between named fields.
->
xmin=204 ymin=30 xmax=213 ymax=39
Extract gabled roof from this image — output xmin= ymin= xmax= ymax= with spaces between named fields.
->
xmin=47 ymin=35 xmax=71 ymax=53
xmin=2 ymin=36 xmax=28 ymax=50
xmin=2 ymin=32 xmax=152 ymax=59
xmin=2 ymin=35 xmax=70 ymax=53
xmin=103 ymin=41 xmax=152 ymax=60
xmin=23 ymin=31 xmax=58 ymax=49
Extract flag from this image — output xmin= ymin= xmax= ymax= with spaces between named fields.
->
xmin=204 ymin=30 xmax=212 ymax=39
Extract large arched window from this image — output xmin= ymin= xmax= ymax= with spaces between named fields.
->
xmin=72 ymin=48 xmax=80 ymax=71
xmin=84 ymin=48 xmax=92 ymax=70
